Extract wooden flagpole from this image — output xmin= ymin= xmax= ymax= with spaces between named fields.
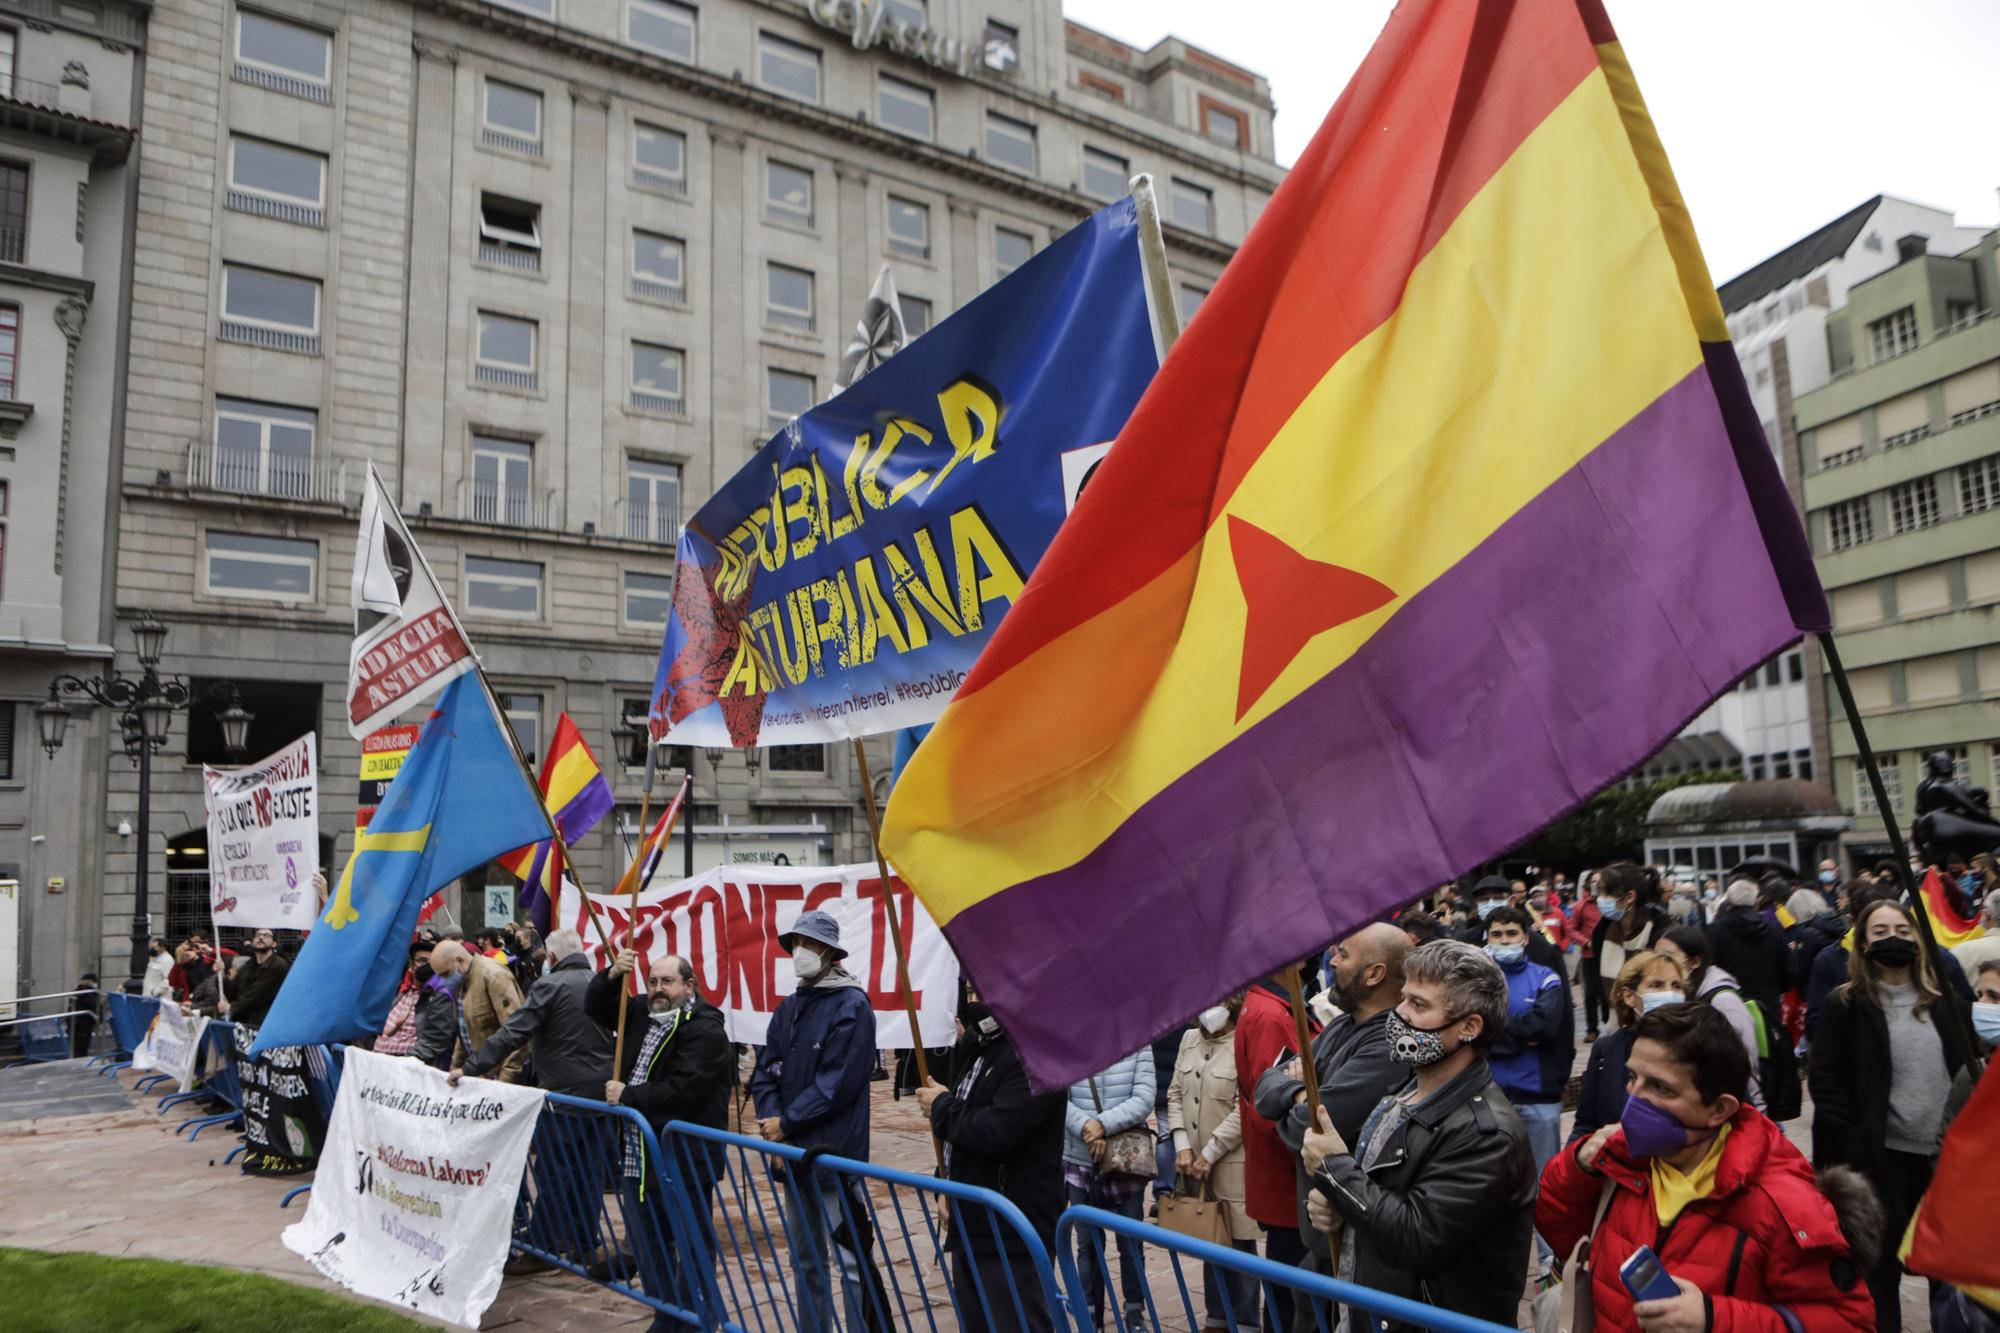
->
xmin=612 ymin=768 xmax=692 ymax=1082
xmin=1280 ymin=961 xmax=1340 ymax=1255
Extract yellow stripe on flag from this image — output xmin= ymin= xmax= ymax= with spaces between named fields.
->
xmin=889 ymin=67 xmax=1709 ymax=922
xmin=543 ymin=744 xmax=602 ymax=809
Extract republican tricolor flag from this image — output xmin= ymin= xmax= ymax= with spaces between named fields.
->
xmin=498 ymin=714 xmax=616 ymax=931
xmin=883 ymin=0 xmax=1829 ymax=1088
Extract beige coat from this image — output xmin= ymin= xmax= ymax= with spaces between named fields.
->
xmin=456 ymin=954 xmax=526 ymax=1082
xmin=1166 ymin=1025 xmax=1257 ymax=1241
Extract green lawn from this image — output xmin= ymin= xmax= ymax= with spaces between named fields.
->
xmin=0 ymin=1248 xmax=429 ymax=1331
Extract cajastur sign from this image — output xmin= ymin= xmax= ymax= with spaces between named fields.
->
xmin=806 ymin=0 xmax=975 ymax=79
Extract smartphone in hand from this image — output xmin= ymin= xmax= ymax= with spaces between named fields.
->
xmin=1619 ymin=1246 xmax=1680 ymax=1303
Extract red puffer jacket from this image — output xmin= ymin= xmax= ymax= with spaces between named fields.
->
xmin=1537 ymin=1107 xmax=1875 ymax=1332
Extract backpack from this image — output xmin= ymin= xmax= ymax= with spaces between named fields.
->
xmin=1712 ymin=984 xmax=1801 ymax=1121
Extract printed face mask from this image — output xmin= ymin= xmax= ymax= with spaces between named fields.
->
xmin=1385 ymin=1006 xmax=1464 ymax=1068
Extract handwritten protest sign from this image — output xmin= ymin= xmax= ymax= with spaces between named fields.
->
xmin=284 ymin=1048 xmax=544 ymax=1328
xmin=204 ymin=733 xmax=320 ymax=929
xmin=567 ymin=862 xmax=959 ymax=1047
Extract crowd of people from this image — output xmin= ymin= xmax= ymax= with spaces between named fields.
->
xmin=113 ymin=849 xmax=2000 ymax=1333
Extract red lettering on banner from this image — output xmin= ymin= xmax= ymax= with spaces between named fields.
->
xmin=689 ymin=887 xmax=725 ymax=999
xmin=753 ymin=883 xmax=806 ymax=1009
xmin=348 ymin=607 xmax=471 ymax=725
xmin=858 ymin=879 xmax=924 ymax=1009
xmin=804 ymin=880 xmax=841 ymax=913
xmin=724 ymin=883 xmax=767 ymax=1012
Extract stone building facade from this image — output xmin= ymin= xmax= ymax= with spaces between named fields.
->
xmin=77 ymin=0 xmax=1281 ymax=973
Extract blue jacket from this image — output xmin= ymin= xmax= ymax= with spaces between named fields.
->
xmin=1487 ymin=953 xmax=1566 ymax=1104
xmin=1063 ymin=1050 xmax=1155 ymax=1169
xmin=750 ymin=972 xmax=876 ymax=1160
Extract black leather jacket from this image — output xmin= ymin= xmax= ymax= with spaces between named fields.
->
xmin=1311 ymin=1057 xmax=1536 ymax=1332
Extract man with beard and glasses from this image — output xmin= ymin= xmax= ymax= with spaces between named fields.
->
xmin=918 ymin=985 xmax=1068 ymax=1333
xmin=587 ymin=948 xmax=733 ymax=1327
xmin=1299 ymin=939 xmax=1534 ymax=1332
xmin=1252 ymin=923 xmax=1410 ymax=1315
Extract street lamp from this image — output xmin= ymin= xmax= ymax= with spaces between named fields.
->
xmin=40 ymin=619 xmax=254 ymax=985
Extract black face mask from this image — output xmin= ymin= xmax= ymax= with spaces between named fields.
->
xmin=958 ymin=1000 xmax=1000 ymax=1043
xmin=1865 ymin=937 xmax=1919 ymax=970
xmin=413 ymin=962 xmax=434 ymax=983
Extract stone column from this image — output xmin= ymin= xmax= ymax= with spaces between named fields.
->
xmin=566 ymin=84 xmax=611 ymax=531
xmin=948 ymin=197 xmax=979 ymax=308
xmin=833 ymin=160 xmax=870 ymax=328
xmin=401 ymin=38 xmax=459 ymax=510
xmin=706 ymin=125 xmax=747 ymax=500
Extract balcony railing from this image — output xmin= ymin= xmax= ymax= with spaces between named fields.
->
xmin=478 ymin=241 xmax=541 ymax=273
xmin=219 ymin=320 xmax=319 ymax=355
xmin=632 ymin=168 xmax=686 ymax=196
xmin=460 ymin=478 xmax=557 ymax=530
xmin=630 ymin=276 xmax=686 ymax=305
xmin=185 ymin=442 xmax=351 ymax=505
xmin=0 ymin=226 xmax=20 ymax=264
xmin=623 ymin=500 xmax=680 ymax=544
xmin=0 ymin=75 xmax=66 ymax=113
xmin=231 ymin=63 xmax=331 ymax=104
xmin=226 ymin=190 xmax=324 ymax=228
xmin=481 ymin=126 xmax=541 ymax=157
xmin=474 ymin=363 xmax=537 ymax=390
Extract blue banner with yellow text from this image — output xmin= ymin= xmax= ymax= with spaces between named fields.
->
xmin=650 ymin=197 xmax=1158 ymax=746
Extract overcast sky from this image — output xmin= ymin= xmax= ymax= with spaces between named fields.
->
xmin=1062 ymin=0 xmax=1998 ymax=283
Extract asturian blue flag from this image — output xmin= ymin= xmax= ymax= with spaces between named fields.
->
xmin=649 ymin=196 xmax=1161 ymax=748
xmin=249 ymin=676 xmax=549 ymax=1053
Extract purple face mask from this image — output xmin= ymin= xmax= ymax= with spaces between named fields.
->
xmin=1620 ymin=1094 xmax=1713 ymax=1158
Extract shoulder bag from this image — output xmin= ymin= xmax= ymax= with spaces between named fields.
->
xmin=1088 ymin=1077 xmax=1158 ymax=1180
xmin=1157 ymin=1176 xmax=1234 ymax=1248
xmin=1531 ymin=1177 xmax=1618 ymax=1333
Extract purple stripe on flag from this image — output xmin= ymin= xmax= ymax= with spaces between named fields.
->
xmin=554 ymin=776 xmax=616 ymax=845
xmin=951 ymin=362 xmax=1812 ymax=1091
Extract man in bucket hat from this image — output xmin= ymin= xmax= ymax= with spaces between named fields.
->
xmin=751 ymin=908 xmax=882 ymax=1333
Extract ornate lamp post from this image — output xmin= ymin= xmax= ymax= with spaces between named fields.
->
xmin=611 ymin=721 xmax=759 ymax=881
xmin=36 ymin=619 xmax=254 ymax=984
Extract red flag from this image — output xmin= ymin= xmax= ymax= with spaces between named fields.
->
xmin=1904 ymin=1059 xmax=2000 ymax=1293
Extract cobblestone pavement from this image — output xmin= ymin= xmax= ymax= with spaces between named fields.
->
xmin=0 ymin=1027 xmax=1937 ymax=1330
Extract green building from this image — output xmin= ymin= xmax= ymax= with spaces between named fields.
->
xmin=1795 ymin=229 xmax=2000 ymax=865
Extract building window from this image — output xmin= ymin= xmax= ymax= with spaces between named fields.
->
xmin=1867 ymin=306 xmax=1919 ymax=362
xmin=490 ymin=0 xmax=553 ymax=16
xmin=477 ymin=194 xmax=542 ymax=272
xmin=985 ymin=112 xmax=1035 ymax=172
xmin=234 ymin=12 xmax=331 ymax=101
xmin=1943 ymin=745 xmax=1973 ymax=786
xmin=1201 ymin=99 xmax=1247 ymax=148
xmin=1763 ymin=657 xmax=1781 ymax=688
xmin=0 ymin=304 xmax=16 ymax=401
xmin=766 ymin=743 xmax=825 ymax=773
xmin=630 ymin=341 xmax=684 ymax=414
xmin=767 ymin=368 xmax=815 ymax=430
xmin=475 ymin=312 xmax=537 ymax=389
xmin=1786 ymin=649 xmax=1803 ymax=683
xmin=1826 ymin=496 xmax=1873 ymax=552
xmin=213 ymin=397 xmax=316 ymax=498
xmin=204 ymin=531 xmax=316 ymax=600
xmin=1854 ymin=754 xmax=1902 ymax=816
xmin=1077 ymin=71 xmax=1123 ymax=102
xmin=0 ymin=30 xmax=14 ymax=100
xmin=0 ymin=161 xmax=24 ymax=262
xmin=1947 ymin=365 xmax=2000 ymax=426
xmin=766 ymin=160 xmax=814 ymax=228
xmin=984 ymin=19 xmax=1019 ymax=73
xmin=627 ymin=0 xmax=694 ymax=61
xmin=995 ymin=226 xmax=1032 ymax=279
xmin=471 ymin=435 xmax=535 ymax=526
xmin=878 ymin=74 xmax=934 ymax=139
xmin=1180 ymin=283 xmax=1209 ymax=323
xmin=766 ymin=262 xmax=814 ymax=333
xmin=883 ymin=0 xmax=924 ymax=26
xmin=898 ymin=295 xmax=931 ymax=338
xmin=1171 ymin=178 xmax=1214 ymax=234
xmin=758 ymin=32 xmax=821 ymax=103
xmin=467 ymin=557 xmax=544 ymax=619
xmin=0 ymin=701 xmax=11 ymax=780
xmin=0 ymin=483 xmax=7 ymax=602
xmin=1082 ymin=146 xmax=1127 ymax=200
xmin=483 ymin=80 xmax=542 ymax=156
xmin=633 ymin=122 xmax=686 ymax=193
xmin=500 ymin=692 xmax=543 ymax=758
xmin=1888 ymin=476 xmax=1940 ymax=535
xmin=1959 ymin=455 xmax=2000 ymax=515
xmin=1772 ymin=750 xmax=1794 ymax=779
xmin=624 ymin=570 xmax=675 ymax=627
xmin=626 ymin=458 xmax=680 ymax=543
xmin=220 ymin=265 xmax=320 ymax=353
xmin=188 ymin=679 xmax=321 ymax=767
xmin=1748 ymin=753 xmax=1766 ymax=781
xmin=886 ymin=195 xmax=929 ymax=260
xmin=1794 ymin=749 xmax=1813 ymax=782
xmin=226 ymin=137 xmax=326 ymax=226
xmin=631 ymin=230 xmax=685 ymax=303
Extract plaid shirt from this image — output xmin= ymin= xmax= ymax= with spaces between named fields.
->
xmin=621 ymin=1003 xmax=687 ymax=1180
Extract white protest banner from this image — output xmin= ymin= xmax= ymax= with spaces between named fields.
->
xmin=567 ymin=862 xmax=958 ymax=1047
xmin=131 ymin=1003 xmax=208 ymax=1092
xmin=204 ymin=733 xmax=321 ymax=930
xmin=284 ymin=1047 xmax=545 ymax=1329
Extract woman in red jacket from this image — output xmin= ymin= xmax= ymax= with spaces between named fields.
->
xmin=1538 ymin=1002 xmax=1876 ymax=1332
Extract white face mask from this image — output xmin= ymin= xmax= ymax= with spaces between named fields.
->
xmin=792 ymin=946 xmax=825 ymax=983
xmin=1197 ymin=1005 xmax=1231 ymax=1035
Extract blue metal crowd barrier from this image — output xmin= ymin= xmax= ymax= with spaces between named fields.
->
xmin=508 ymin=1092 xmax=709 ymax=1327
xmin=161 ymin=1021 xmax=244 ymax=1141
xmin=660 ymin=1119 xmax=1070 ymax=1333
xmin=1057 ymin=1205 xmax=1516 ymax=1333
xmin=99 ymin=992 xmax=161 ymax=1077
xmin=2 ymin=1015 xmax=73 ymax=1067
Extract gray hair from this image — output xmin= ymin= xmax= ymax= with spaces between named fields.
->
xmin=1786 ymin=888 xmax=1832 ymax=923
xmin=1724 ymin=879 xmax=1759 ymax=909
xmin=1984 ymin=890 xmax=2000 ymax=927
xmin=1403 ymin=939 xmax=1509 ymax=1050
xmin=545 ymin=928 xmax=584 ymax=961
